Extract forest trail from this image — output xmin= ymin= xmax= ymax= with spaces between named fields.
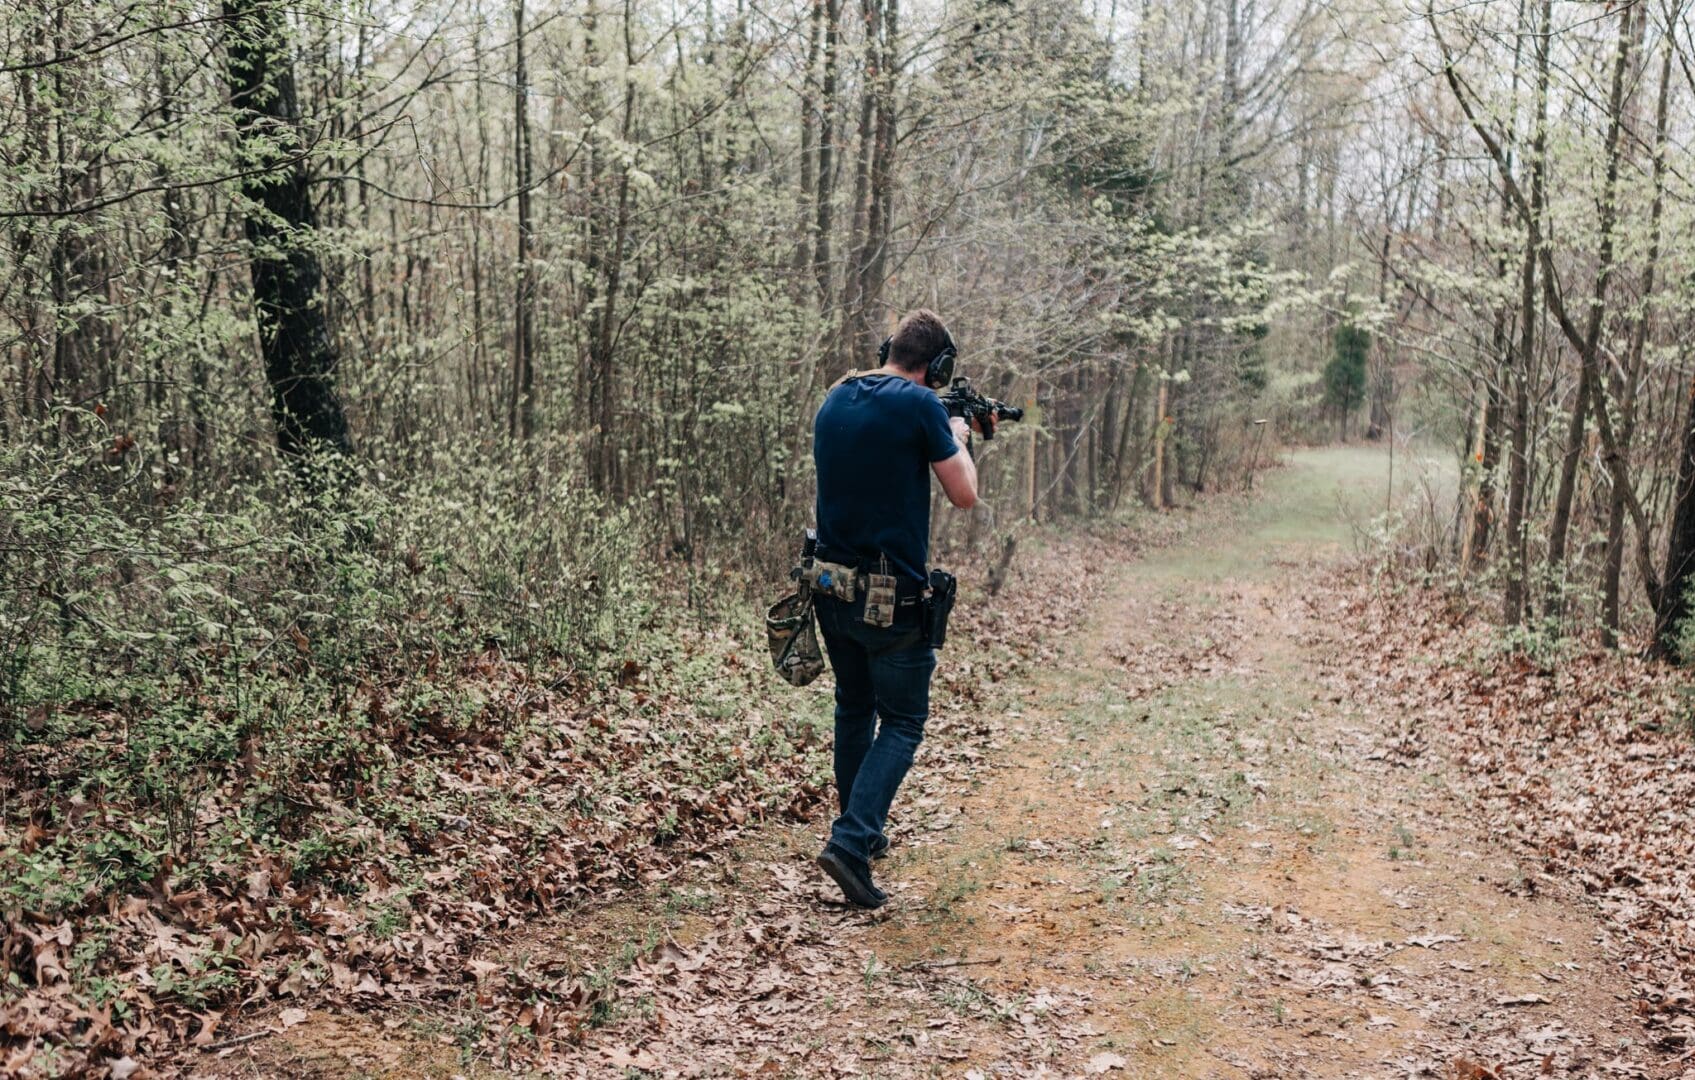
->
xmin=215 ymin=447 xmax=1669 ymax=1079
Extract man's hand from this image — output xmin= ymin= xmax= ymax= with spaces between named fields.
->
xmin=971 ymin=412 xmax=998 ymax=438
xmin=949 ymin=416 xmax=971 ymax=446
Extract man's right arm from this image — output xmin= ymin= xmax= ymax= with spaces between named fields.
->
xmin=932 ymin=417 xmax=978 ymax=509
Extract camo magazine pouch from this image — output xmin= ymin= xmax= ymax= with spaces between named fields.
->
xmin=766 ymin=590 xmax=826 ymax=687
xmin=862 ymin=573 xmax=898 ymax=629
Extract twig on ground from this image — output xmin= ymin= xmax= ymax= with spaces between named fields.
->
xmin=901 ymin=956 xmax=1002 ymax=972
xmin=199 ymin=1029 xmax=276 ymax=1053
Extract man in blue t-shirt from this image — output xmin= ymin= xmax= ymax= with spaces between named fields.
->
xmin=811 ymin=308 xmax=992 ymax=908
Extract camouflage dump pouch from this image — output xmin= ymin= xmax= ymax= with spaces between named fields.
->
xmin=766 ymin=590 xmax=825 ymax=686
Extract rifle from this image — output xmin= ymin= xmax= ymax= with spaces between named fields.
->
xmin=938 ymin=377 xmax=1024 ymax=441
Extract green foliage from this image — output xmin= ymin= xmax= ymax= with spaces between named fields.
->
xmin=0 ymin=420 xmax=650 ymax=922
xmin=1489 ymin=617 xmax=1576 ymax=671
xmin=1324 ymin=322 xmax=1370 ymax=418
xmin=1672 ymin=580 xmax=1695 ymax=666
xmin=1 ymin=426 xmax=637 ymax=716
xmin=1235 ymin=322 xmax=1271 ymax=395
xmin=0 ymin=0 xmax=1384 ymax=1064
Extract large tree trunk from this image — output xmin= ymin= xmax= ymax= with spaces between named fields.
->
xmin=1542 ymin=4 xmax=1632 ymax=618
xmin=223 ymin=0 xmax=352 ymax=462
xmin=1098 ymin=363 xmax=1120 ymax=506
xmin=1109 ymin=359 xmax=1145 ymax=512
xmin=1366 ymin=230 xmax=1393 ymax=440
xmin=1542 ymin=364 xmax=1592 ymax=605
xmin=862 ymin=0 xmax=897 ymax=346
xmin=1604 ymin=35 xmax=1670 ymax=647
xmin=1152 ymin=375 xmax=1169 ymax=511
xmin=1659 ymin=385 xmax=1695 ymax=658
xmin=840 ymin=0 xmax=881 ymax=366
xmin=1468 ymin=0 xmax=1521 ymax=575
xmin=590 ymin=0 xmax=639 ymax=496
xmin=154 ymin=45 xmax=198 ymax=474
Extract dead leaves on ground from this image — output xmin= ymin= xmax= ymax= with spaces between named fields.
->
xmin=0 ymin=635 xmax=827 ymax=1076
xmin=536 ymin=535 xmax=1117 ymax=1077
xmin=0 ymin=530 xmax=1114 ymax=1077
xmin=1325 ymin=576 xmax=1695 ymax=1062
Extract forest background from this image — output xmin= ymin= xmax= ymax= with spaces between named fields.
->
xmin=5 ymin=0 xmax=1695 ymax=1071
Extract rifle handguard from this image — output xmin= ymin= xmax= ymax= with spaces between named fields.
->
xmin=940 ymin=377 xmax=1024 ymax=442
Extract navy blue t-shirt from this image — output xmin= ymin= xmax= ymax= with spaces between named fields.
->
xmin=814 ymin=374 xmax=959 ymax=584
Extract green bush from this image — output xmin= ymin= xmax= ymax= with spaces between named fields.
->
xmin=1 ymin=427 xmax=639 ymax=717
xmin=1673 ymin=580 xmax=1695 ymax=665
xmin=0 ymin=420 xmax=646 ymax=917
xmin=1324 ymin=321 xmax=1369 ymax=433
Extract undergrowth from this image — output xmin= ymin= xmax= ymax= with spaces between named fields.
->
xmin=2 ymin=426 xmax=646 ymax=909
xmin=0 ymin=424 xmax=832 ymax=1074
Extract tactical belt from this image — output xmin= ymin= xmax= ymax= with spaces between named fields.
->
xmin=799 ymin=559 xmax=925 ymax=600
xmin=785 ymin=535 xmax=955 ymax=647
xmin=800 ymin=554 xmax=924 ymax=629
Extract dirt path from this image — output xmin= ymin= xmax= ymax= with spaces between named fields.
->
xmin=211 ymin=447 xmax=1673 ymax=1079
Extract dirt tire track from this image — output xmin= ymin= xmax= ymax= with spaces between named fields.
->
xmin=206 ymin=448 xmax=1674 ymax=1079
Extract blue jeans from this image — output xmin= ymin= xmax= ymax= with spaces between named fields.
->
xmin=815 ymin=595 xmax=936 ymax=870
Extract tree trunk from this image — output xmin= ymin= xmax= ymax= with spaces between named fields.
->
xmin=862 ymin=0 xmax=897 ymax=344
xmin=590 ymin=0 xmax=640 ymax=495
xmin=1542 ymin=5 xmax=1632 ymax=618
xmin=469 ymin=2 xmax=491 ymax=428
xmin=508 ymin=0 xmax=537 ymax=440
xmin=840 ymin=0 xmax=880 ymax=365
xmin=1500 ymin=0 xmax=1550 ymax=626
xmin=14 ymin=18 xmax=57 ymax=429
xmin=1366 ymin=230 xmax=1393 ymax=440
xmin=153 ymin=46 xmax=193 ymax=466
xmin=1098 ymin=364 xmax=1120 ymax=506
xmin=1658 ymin=382 xmax=1695 ymax=658
xmin=1025 ymin=377 xmax=1038 ymax=521
xmin=793 ymin=0 xmax=823 ymax=274
xmin=812 ymin=0 xmax=841 ymax=303
xmin=1471 ymin=365 xmax=1502 ymax=560
xmin=1152 ymin=376 xmax=1168 ymax=511
xmin=1604 ymin=36 xmax=1670 ymax=647
xmin=1109 ymin=359 xmax=1145 ymax=512
xmin=1543 ymin=365 xmax=1593 ymax=606
xmin=223 ymin=0 xmax=353 ymax=463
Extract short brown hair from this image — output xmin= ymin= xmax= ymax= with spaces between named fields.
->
xmin=888 ymin=309 xmax=952 ymax=373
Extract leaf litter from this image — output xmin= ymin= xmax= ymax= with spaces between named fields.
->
xmin=1324 ymin=577 xmax=1695 ymax=1061
xmin=87 ymin=525 xmax=1120 ymax=1077
xmin=289 ymin=486 xmax=1680 ymax=1080
xmin=14 ymin=473 xmax=1693 ymax=1079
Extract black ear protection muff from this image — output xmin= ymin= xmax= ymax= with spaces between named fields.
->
xmin=880 ymin=329 xmax=957 ymax=390
xmin=926 ymin=328 xmax=957 ymax=389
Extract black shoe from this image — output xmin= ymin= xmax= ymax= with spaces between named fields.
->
xmin=869 ymin=835 xmax=890 ymax=861
xmin=817 ymin=848 xmax=887 ymax=909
